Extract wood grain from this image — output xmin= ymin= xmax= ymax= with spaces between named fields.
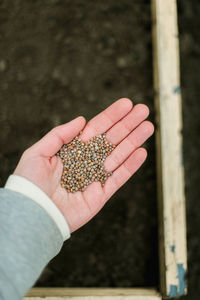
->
xmin=24 ymin=288 xmax=161 ymax=300
xmin=151 ymin=0 xmax=187 ymax=297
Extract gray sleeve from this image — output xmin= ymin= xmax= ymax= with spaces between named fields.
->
xmin=0 ymin=188 xmax=64 ymax=300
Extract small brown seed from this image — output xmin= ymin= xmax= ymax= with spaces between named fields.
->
xmin=57 ymin=133 xmax=115 ymax=193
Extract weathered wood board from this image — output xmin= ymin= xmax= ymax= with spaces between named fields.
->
xmin=151 ymin=0 xmax=187 ymax=297
xmin=24 ymin=288 xmax=161 ymax=300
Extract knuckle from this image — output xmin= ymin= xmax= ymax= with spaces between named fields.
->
xmin=52 ymin=126 xmax=59 ymax=134
xmin=86 ymin=120 xmax=93 ymax=129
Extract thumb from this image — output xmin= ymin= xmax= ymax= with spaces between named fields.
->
xmin=29 ymin=116 xmax=86 ymax=157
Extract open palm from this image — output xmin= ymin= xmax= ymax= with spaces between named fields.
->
xmin=14 ymin=98 xmax=154 ymax=233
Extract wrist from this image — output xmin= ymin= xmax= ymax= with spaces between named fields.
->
xmin=4 ymin=174 xmax=71 ymax=242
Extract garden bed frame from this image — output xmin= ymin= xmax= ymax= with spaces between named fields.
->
xmin=25 ymin=0 xmax=187 ymax=299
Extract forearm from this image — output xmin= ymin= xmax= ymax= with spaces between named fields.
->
xmin=0 ymin=177 xmax=70 ymax=300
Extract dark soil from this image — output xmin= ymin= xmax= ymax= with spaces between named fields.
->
xmin=178 ymin=1 xmax=200 ymax=299
xmin=0 ymin=0 xmax=199 ymax=297
xmin=0 ymin=0 xmax=158 ymax=288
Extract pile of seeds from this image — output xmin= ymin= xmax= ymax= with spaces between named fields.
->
xmin=56 ymin=133 xmax=116 ymax=193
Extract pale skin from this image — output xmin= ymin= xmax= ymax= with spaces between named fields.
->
xmin=14 ymin=98 xmax=154 ymax=234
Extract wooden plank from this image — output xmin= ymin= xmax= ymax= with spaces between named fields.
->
xmin=24 ymin=288 xmax=161 ymax=300
xmin=24 ymin=296 xmax=161 ymax=300
xmin=151 ymin=0 xmax=187 ymax=297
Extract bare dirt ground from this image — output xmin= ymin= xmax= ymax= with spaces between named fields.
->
xmin=0 ymin=0 xmax=158 ymax=288
xmin=178 ymin=1 xmax=200 ymax=299
xmin=0 ymin=0 xmax=199 ymax=297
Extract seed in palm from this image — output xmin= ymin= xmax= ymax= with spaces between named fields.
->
xmin=56 ymin=133 xmax=116 ymax=193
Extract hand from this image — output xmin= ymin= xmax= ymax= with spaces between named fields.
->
xmin=13 ymin=98 xmax=154 ymax=233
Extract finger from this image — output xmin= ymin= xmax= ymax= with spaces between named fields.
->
xmin=103 ymin=147 xmax=147 ymax=200
xmin=105 ymin=103 xmax=149 ymax=145
xmin=79 ymin=98 xmax=133 ymax=142
xmin=104 ymin=121 xmax=154 ymax=171
xmin=30 ymin=116 xmax=86 ymax=157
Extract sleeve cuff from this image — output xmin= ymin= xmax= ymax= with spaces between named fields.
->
xmin=4 ymin=174 xmax=71 ymax=242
